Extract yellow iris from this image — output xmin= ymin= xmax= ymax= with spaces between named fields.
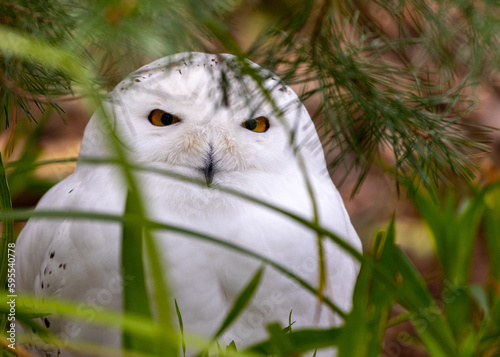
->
xmin=148 ymin=109 xmax=181 ymax=126
xmin=242 ymin=116 xmax=269 ymax=133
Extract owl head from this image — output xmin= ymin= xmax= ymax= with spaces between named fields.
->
xmin=79 ymin=52 xmax=327 ymax=187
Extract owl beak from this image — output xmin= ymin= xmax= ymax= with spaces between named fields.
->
xmin=203 ymin=144 xmax=215 ymax=187
xmin=204 ymin=160 xmax=214 ymax=187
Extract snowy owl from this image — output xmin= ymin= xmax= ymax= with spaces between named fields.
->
xmin=16 ymin=52 xmax=362 ymax=356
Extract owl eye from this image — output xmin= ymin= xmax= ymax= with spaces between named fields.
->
xmin=148 ymin=109 xmax=181 ymax=127
xmin=242 ymin=117 xmax=269 ymax=133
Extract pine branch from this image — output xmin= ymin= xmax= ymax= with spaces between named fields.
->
xmin=0 ymin=71 xmax=80 ymax=104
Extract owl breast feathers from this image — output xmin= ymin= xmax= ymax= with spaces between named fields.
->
xmin=15 ymin=52 xmax=362 ymax=356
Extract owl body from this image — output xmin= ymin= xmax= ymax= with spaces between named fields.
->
xmin=16 ymin=53 xmax=361 ymax=356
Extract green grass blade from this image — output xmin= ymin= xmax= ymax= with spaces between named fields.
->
xmin=196 ymin=267 xmax=265 ymax=357
xmin=336 ymin=261 xmax=375 ymax=356
xmin=175 ymin=299 xmax=186 ymax=357
xmin=413 ymin=186 xmax=485 ymax=341
xmin=213 ymin=266 xmax=265 ymax=340
xmin=1 ymin=292 xmax=262 ymax=357
xmin=246 ymin=324 xmax=341 ymax=356
xmin=0 ymin=293 xmax=162 ymax=344
xmin=381 ymin=220 xmax=458 ymax=356
xmin=413 ymin=188 xmax=484 ymax=286
xmin=5 ymin=156 xmax=364 ymax=265
xmin=337 ymin=226 xmax=393 ymax=356
xmin=454 ymin=196 xmax=484 ymax=285
xmin=0 ymin=208 xmax=343 ymax=315
xmin=122 ymin=190 xmax=155 ymax=353
xmin=413 ymin=190 xmax=455 ymax=280
xmin=98 ymin=105 xmax=176 ymax=356
xmin=483 ymin=186 xmax=500 ymax=305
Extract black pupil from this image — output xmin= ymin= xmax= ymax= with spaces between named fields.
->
xmin=245 ymin=119 xmax=257 ymax=130
xmin=161 ymin=113 xmax=174 ymax=125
